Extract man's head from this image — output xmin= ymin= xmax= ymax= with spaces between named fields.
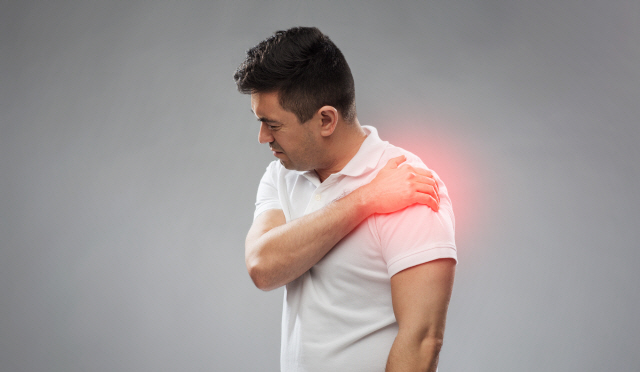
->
xmin=234 ymin=26 xmax=356 ymax=124
xmin=250 ymin=90 xmax=330 ymax=172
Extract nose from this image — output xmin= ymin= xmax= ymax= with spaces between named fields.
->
xmin=258 ymin=122 xmax=274 ymax=144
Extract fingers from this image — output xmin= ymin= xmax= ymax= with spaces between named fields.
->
xmin=400 ymin=164 xmax=439 ymax=193
xmin=405 ymin=165 xmax=434 ymax=179
xmin=384 ymin=155 xmax=406 ymax=169
xmin=412 ymin=174 xmax=440 ymax=201
xmin=415 ymin=182 xmax=440 ymax=205
xmin=414 ymin=192 xmax=439 ymax=212
xmin=400 ymin=164 xmax=441 ymax=206
xmin=379 ymin=156 xmax=442 ymax=213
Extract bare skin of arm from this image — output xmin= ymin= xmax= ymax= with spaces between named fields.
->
xmin=245 ymin=155 xmax=440 ymax=291
xmin=386 ymin=258 xmax=456 ymax=372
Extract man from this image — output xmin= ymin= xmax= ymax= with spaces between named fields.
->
xmin=234 ymin=27 xmax=457 ymax=372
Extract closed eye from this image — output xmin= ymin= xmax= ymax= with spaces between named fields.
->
xmin=256 ymin=116 xmax=281 ymax=131
xmin=262 ymin=122 xmax=280 ymax=131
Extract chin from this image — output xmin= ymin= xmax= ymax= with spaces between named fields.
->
xmin=279 ymin=159 xmax=295 ymax=170
xmin=279 ymin=160 xmax=290 ymax=168
xmin=280 ymin=160 xmax=309 ymax=172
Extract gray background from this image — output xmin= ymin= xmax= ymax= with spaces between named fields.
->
xmin=2 ymin=0 xmax=639 ymax=371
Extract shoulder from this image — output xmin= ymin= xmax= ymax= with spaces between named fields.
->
xmin=377 ymin=143 xmax=429 ymax=171
xmin=375 ymin=141 xmax=453 ymax=213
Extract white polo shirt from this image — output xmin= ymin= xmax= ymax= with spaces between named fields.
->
xmin=254 ymin=125 xmax=457 ymax=372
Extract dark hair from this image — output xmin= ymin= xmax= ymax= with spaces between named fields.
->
xmin=234 ymin=27 xmax=356 ymax=123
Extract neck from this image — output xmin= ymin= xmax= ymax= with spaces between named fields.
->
xmin=314 ymin=119 xmax=367 ymax=183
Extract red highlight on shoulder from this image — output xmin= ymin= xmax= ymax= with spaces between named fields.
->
xmin=376 ymin=116 xmax=488 ymax=244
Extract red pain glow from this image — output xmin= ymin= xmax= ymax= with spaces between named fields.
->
xmin=376 ymin=115 xmax=488 ymax=241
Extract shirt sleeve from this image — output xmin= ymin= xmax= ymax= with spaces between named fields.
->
xmin=374 ymin=169 xmax=458 ymax=277
xmin=253 ymin=162 xmax=283 ymax=220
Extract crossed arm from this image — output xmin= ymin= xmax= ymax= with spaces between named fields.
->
xmin=245 ymin=155 xmax=454 ymax=369
xmin=245 ymin=155 xmax=440 ymax=290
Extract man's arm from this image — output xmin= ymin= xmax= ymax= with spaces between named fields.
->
xmin=386 ymin=258 xmax=456 ymax=372
xmin=245 ymin=155 xmax=440 ymax=291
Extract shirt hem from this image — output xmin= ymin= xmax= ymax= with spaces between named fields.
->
xmin=387 ymin=245 xmax=457 ymax=277
xmin=254 ymin=203 xmax=283 ymax=220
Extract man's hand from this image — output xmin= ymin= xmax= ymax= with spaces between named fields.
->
xmin=357 ymin=155 xmax=440 ymax=215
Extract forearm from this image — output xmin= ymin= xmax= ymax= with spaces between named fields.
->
xmin=386 ymin=331 xmax=442 ymax=372
xmin=246 ymin=187 xmax=372 ymax=291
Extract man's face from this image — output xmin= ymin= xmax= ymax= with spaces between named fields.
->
xmin=251 ymin=91 xmax=322 ymax=171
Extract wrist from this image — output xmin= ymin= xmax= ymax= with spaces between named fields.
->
xmin=348 ymin=184 xmax=375 ymax=218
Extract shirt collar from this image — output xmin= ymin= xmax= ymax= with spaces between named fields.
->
xmin=300 ymin=125 xmax=387 ymax=185
xmin=335 ymin=125 xmax=387 ymax=177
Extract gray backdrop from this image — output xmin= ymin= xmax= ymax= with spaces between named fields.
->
xmin=2 ymin=0 xmax=639 ymax=371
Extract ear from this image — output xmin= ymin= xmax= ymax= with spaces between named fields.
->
xmin=317 ymin=106 xmax=338 ymax=137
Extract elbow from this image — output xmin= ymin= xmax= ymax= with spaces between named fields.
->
xmin=421 ymin=335 xmax=444 ymax=356
xmin=416 ymin=327 xmax=445 ymax=355
xmin=246 ymin=256 xmax=279 ymax=292
xmin=399 ymin=326 xmax=445 ymax=358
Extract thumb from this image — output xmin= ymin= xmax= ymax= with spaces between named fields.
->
xmin=384 ymin=155 xmax=406 ymax=169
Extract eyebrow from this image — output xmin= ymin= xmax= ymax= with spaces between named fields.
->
xmin=251 ymin=110 xmax=280 ymax=125
xmin=257 ymin=117 xmax=279 ymax=124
